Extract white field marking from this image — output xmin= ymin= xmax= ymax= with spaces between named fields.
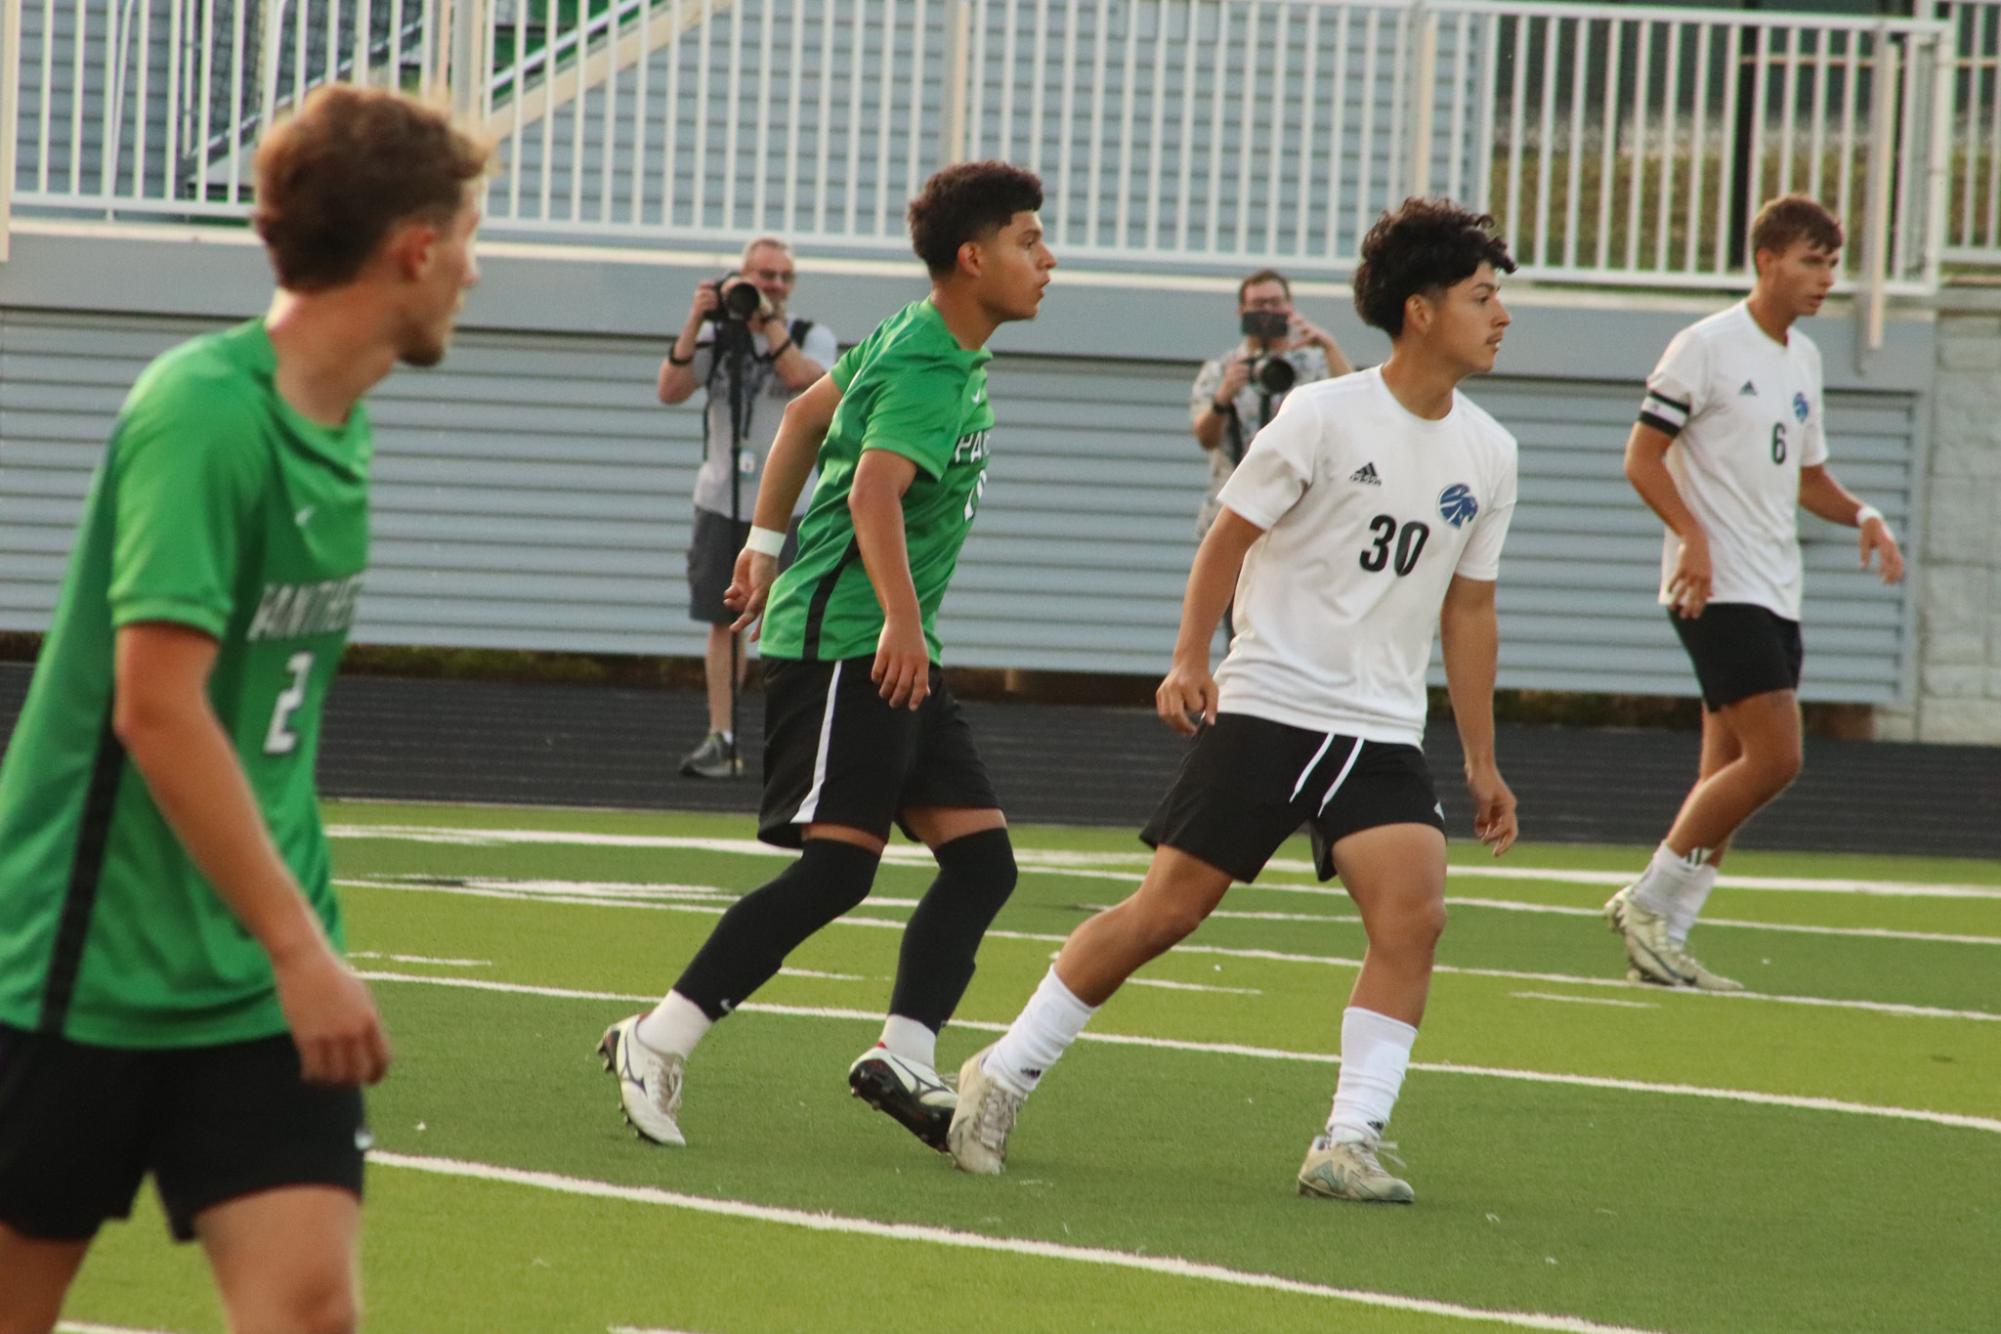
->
xmin=609 ymin=1327 xmax=704 ymax=1334
xmin=778 ymin=967 xmax=868 ymax=982
xmin=325 ymin=825 xmax=2001 ymax=900
xmin=374 ymin=1150 xmax=1668 ymax=1334
xmin=1127 ymin=977 xmax=1264 ymax=996
xmin=357 ymin=974 xmax=2001 ymax=1136
xmin=1161 ymin=894 xmax=2001 ymax=948
xmin=341 ymin=881 xmax=2001 ymax=1025
xmin=57 ymin=1325 xmax=181 ymax=1334
xmin=1511 ymin=991 xmax=1661 ymax=1010
xmin=347 ymin=951 xmax=491 ymax=968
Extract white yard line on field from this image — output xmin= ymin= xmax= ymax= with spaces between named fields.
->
xmin=340 ymin=878 xmax=2001 ymax=1025
xmin=373 ymin=1151 xmax=1670 ymax=1334
xmin=1511 ymin=992 xmax=1661 ymax=1010
xmin=348 ymin=951 xmax=491 ymax=968
xmin=57 ymin=1324 xmax=180 ymax=1334
xmin=356 ymin=973 xmax=2001 ymax=1136
xmin=1127 ymin=977 xmax=1264 ymax=996
xmin=325 ymin=826 xmax=2001 ymax=901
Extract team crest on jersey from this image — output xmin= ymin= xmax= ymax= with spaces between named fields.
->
xmin=1792 ymin=392 xmax=1810 ymax=423
xmin=1437 ymin=483 xmax=1479 ymax=528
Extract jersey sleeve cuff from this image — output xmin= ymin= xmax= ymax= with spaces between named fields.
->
xmin=1218 ymin=496 xmax=1280 ymax=531
xmin=110 ymin=598 xmax=230 ymax=639
xmin=860 ymin=438 xmax=947 ymax=481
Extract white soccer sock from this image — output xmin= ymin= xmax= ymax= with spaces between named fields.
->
xmin=1666 ymin=863 xmax=1720 ymax=947
xmin=877 ymin=1014 xmax=937 ymax=1071
xmin=1631 ymin=841 xmax=1707 ymax=918
xmin=982 ymin=966 xmax=1097 ymax=1097
xmin=636 ymin=990 xmax=713 ymax=1059
xmin=1326 ymin=1007 xmax=1418 ymax=1144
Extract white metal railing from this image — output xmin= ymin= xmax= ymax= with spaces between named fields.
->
xmin=0 ymin=0 xmax=1972 ymax=293
xmin=1928 ymin=0 xmax=2001 ymax=264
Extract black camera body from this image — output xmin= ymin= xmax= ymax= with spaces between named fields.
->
xmin=710 ymin=272 xmax=773 ymax=323
xmin=1240 ymin=309 xmax=1289 ymax=341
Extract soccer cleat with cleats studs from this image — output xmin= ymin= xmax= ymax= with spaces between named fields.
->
xmin=597 ymin=1013 xmax=688 ymax=1146
xmin=847 ymin=1045 xmax=955 ymax=1153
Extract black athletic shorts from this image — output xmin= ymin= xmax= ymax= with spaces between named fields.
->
xmin=0 ymin=1026 xmax=367 ymax=1243
xmin=758 ymin=655 xmax=1001 ymax=847
xmin=1141 ymin=713 xmax=1445 ymax=884
xmin=686 ymin=508 xmax=800 ymax=625
xmin=1669 ymin=602 xmax=1804 ymax=710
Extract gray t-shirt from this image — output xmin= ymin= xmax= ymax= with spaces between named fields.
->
xmin=1189 ymin=341 xmax=1331 ymax=538
xmin=685 ymin=319 xmax=841 ymax=517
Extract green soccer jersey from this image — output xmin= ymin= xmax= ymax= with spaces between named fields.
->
xmin=0 ymin=321 xmax=370 ymax=1048
xmin=759 ymin=299 xmax=995 ymax=663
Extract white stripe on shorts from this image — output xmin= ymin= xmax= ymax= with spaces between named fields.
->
xmin=790 ymin=661 xmax=845 ymax=825
xmin=1317 ymin=736 xmax=1365 ymax=813
xmin=1288 ymin=731 xmax=1337 ymax=802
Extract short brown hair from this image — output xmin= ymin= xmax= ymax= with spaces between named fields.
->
xmin=1237 ymin=269 xmax=1291 ymax=305
xmin=1750 ymin=195 xmax=1843 ymax=259
xmin=907 ymin=161 xmax=1044 ymax=277
xmin=1353 ymin=198 xmax=1516 ymax=337
xmin=253 ymin=85 xmax=490 ymax=291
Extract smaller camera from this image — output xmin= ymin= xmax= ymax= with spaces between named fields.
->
xmin=1240 ymin=310 xmax=1289 ymax=341
xmin=711 ymin=272 xmax=773 ymax=323
xmin=1250 ymin=355 xmax=1297 ymax=397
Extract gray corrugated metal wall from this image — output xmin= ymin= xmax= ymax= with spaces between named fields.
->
xmin=0 ymin=306 xmax=1915 ymax=701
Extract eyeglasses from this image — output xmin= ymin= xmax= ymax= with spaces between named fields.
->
xmin=748 ymin=267 xmax=796 ymax=284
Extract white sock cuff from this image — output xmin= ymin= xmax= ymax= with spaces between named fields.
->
xmin=879 ymin=1014 xmax=938 ymax=1070
xmin=1342 ymin=1006 xmax=1418 ymax=1049
xmin=1038 ymin=966 xmax=1098 ymax=1024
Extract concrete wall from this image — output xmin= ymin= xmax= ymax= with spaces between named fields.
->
xmin=1876 ymin=292 xmax=2001 ymax=743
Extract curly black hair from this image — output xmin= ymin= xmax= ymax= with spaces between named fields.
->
xmin=1352 ymin=198 xmax=1516 ymax=337
xmin=907 ymin=161 xmax=1044 ymax=277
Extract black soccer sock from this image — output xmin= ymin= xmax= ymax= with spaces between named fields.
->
xmin=888 ymin=827 xmax=1018 ymax=1031
xmin=673 ymin=838 xmax=881 ymax=1021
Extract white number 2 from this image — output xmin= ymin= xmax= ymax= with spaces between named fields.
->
xmin=963 ymin=468 xmax=988 ymax=522
xmin=264 ymin=651 xmax=313 ymax=755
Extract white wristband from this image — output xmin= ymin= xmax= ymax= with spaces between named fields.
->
xmin=745 ymin=525 xmax=786 ymax=558
xmin=1854 ymin=503 xmax=1884 ymax=529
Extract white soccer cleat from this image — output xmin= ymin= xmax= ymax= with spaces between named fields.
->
xmin=597 ymin=1013 xmax=687 ymax=1147
xmin=946 ymin=1043 xmax=1023 ymax=1176
xmin=1602 ymin=883 xmax=1634 ymax=932
xmin=1296 ymin=1134 xmax=1415 ymax=1204
xmin=847 ymin=1045 xmax=955 ymax=1152
xmin=1618 ymin=894 xmax=1691 ymax=987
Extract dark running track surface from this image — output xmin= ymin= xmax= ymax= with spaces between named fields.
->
xmin=4 ymin=664 xmax=1990 ymax=859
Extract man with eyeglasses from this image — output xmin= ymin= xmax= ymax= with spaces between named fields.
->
xmin=660 ymin=236 xmax=839 ymax=778
xmin=1190 ymin=269 xmax=1354 ymax=546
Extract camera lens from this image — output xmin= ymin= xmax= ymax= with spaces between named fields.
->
xmin=722 ymin=282 xmax=763 ymax=320
xmin=1254 ymin=357 xmax=1296 ymax=396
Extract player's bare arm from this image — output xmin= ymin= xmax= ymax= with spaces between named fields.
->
xmin=1157 ymin=507 xmax=1266 ymax=734
xmin=849 ymin=448 xmax=930 ymax=710
xmin=113 ymin=623 xmax=390 ymax=1087
xmin=1439 ymin=574 xmax=1518 ymax=856
xmin=725 ymin=373 xmax=843 ymax=632
xmin=1623 ymin=420 xmax=1711 ymax=617
xmin=1798 ymin=463 xmax=1905 ymax=584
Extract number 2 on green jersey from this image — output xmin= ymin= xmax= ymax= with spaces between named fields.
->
xmin=264 ymin=651 xmax=313 ymax=755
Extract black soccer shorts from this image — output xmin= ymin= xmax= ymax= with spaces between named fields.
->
xmin=1141 ymin=712 xmax=1445 ymax=883
xmin=757 ymin=655 xmax=1002 ymax=847
xmin=0 ymin=1026 xmax=367 ymax=1243
xmin=1669 ymin=602 xmax=1804 ymax=710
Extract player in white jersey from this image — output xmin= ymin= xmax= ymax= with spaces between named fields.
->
xmin=1609 ymin=196 xmax=1904 ymax=990
xmin=945 ymin=199 xmax=1521 ymax=1204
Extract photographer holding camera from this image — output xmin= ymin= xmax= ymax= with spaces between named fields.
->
xmin=1189 ymin=269 xmax=1352 ymax=542
xmin=659 ymin=236 xmax=838 ymax=778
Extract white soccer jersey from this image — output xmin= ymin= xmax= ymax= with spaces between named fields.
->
xmin=1212 ymin=367 xmax=1519 ymax=746
xmin=1638 ymin=301 xmax=1829 ymax=621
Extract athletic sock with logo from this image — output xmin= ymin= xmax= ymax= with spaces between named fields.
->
xmin=982 ymin=966 xmax=1097 ymax=1096
xmin=1632 ymin=841 xmax=1707 ymax=918
xmin=1326 ymin=1007 xmax=1418 ymax=1144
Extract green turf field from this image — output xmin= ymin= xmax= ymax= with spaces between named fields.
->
xmin=61 ymin=801 xmax=1999 ymax=1334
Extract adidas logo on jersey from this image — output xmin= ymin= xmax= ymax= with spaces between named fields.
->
xmin=1739 ymin=380 xmax=1758 ymax=396
xmin=1350 ymin=462 xmax=1382 ymax=486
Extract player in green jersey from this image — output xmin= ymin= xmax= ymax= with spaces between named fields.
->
xmin=599 ymin=161 xmax=1055 ymax=1154
xmin=0 ymin=86 xmax=486 ymax=1333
